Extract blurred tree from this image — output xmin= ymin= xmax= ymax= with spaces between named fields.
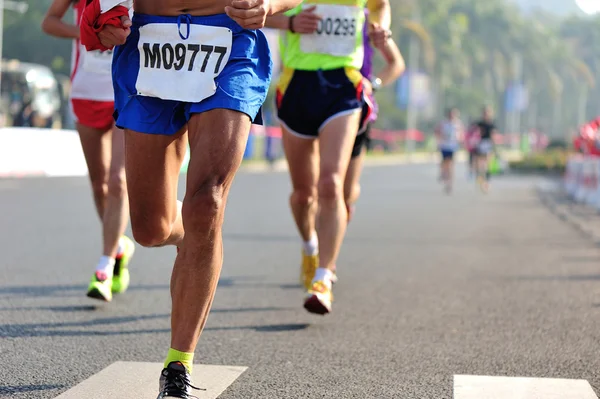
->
xmin=4 ymin=0 xmax=72 ymax=75
xmin=4 ymin=0 xmax=600 ymax=137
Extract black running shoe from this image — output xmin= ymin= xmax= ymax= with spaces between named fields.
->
xmin=157 ymin=361 xmax=204 ymax=399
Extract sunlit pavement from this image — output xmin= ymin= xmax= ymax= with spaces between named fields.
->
xmin=2 ymin=163 xmax=600 ymax=398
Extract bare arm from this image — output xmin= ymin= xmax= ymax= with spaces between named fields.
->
xmin=265 ymin=6 xmax=320 ymax=33
xmin=269 ymin=0 xmax=305 ymax=15
xmin=367 ymin=0 xmax=391 ymax=30
xmin=265 ymin=14 xmax=290 ymax=29
xmin=375 ymin=38 xmax=405 ymax=87
xmin=42 ymin=0 xmax=79 ymax=39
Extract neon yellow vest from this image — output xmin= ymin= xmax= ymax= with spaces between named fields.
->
xmin=281 ymin=0 xmax=367 ymax=71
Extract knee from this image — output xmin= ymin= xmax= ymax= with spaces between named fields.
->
xmin=131 ymin=217 xmax=171 ymax=248
xmin=182 ymin=178 xmax=227 ymax=235
xmin=107 ymin=171 xmax=127 ymax=199
xmin=291 ymin=187 xmax=316 ymax=208
xmin=318 ymin=173 xmax=343 ymax=202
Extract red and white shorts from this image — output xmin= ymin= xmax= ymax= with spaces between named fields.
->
xmin=71 ymin=99 xmax=114 ymax=131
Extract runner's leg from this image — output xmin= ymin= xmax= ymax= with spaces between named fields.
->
xmin=169 ymin=109 xmax=250 ymax=352
xmin=77 ymin=123 xmax=110 ymax=221
xmin=446 ymin=155 xmax=454 ymax=193
xmin=344 ymin=147 xmax=365 ymax=222
xmin=282 ymin=128 xmax=319 ymax=242
xmin=317 ymin=111 xmax=361 ymax=271
xmin=103 ymin=126 xmax=128 ymax=258
xmin=282 ymin=127 xmax=320 ymax=289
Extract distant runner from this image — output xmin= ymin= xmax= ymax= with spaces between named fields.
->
xmin=474 ymin=106 xmax=498 ymax=193
xmin=42 ymin=0 xmax=135 ymax=303
xmin=435 ymin=108 xmax=464 ymax=194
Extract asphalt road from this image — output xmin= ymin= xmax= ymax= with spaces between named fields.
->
xmin=1 ymin=163 xmax=600 ymax=398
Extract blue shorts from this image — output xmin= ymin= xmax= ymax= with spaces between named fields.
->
xmin=276 ymin=67 xmax=367 ymax=139
xmin=113 ymin=13 xmax=272 ymax=135
xmin=441 ymin=149 xmax=455 ymax=160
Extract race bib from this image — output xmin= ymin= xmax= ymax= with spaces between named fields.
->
xmin=82 ymin=49 xmax=113 ymax=75
xmin=442 ymin=123 xmax=456 ymax=141
xmin=136 ymin=23 xmax=232 ymax=103
xmin=300 ymin=4 xmax=361 ymax=57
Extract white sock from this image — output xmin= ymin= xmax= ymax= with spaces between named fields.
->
xmin=303 ymin=233 xmax=319 ymax=256
xmin=96 ymin=256 xmax=116 ymax=277
xmin=116 ymin=237 xmax=125 ymax=257
xmin=313 ymin=267 xmax=333 ymax=287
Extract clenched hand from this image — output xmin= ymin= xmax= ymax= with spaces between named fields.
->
xmin=291 ymin=6 xmax=321 ymax=34
xmin=98 ymin=15 xmax=131 ymax=48
xmin=368 ymin=22 xmax=391 ymax=50
xmin=225 ymin=0 xmax=272 ymax=30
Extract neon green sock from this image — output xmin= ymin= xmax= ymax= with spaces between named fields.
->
xmin=164 ymin=348 xmax=194 ymax=373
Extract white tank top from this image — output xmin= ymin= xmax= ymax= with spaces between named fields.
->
xmin=439 ymin=120 xmax=461 ymax=150
xmin=70 ymin=1 xmax=114 ymax=102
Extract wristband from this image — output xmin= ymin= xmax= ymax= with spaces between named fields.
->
xmin=371 ymin=77 xmax=383 ymax=92
xmin=289 ymin=15 xmax=296 ymax=33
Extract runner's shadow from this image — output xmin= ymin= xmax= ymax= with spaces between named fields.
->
xmin=224 ymin=233 xmax=297 ymax=243
xmin=0 ymin=313 xmax=170 ymax=338
xmin=0 ymin=305 xmax=98 ymax=312
xmin=217 ymin=275 xmax=276 ymax=289
xmin=509 ymin=274 xmax=600 ymax=282
xmin=0 ymin=319 xmax=308 ymax=338
xmin=279 ymin=284 xmax=302 ymax=289
xmin=0 ymin=276 xmax=261 ymax=297
xmin=205 ymin=323 xmax=310 ymax=333
xmin=211 ymin=307 xmax=293 ymax=313
xmin=0 ymin=384 xmax=65 ymax=394
xmin=0 ymin=284 xmax=169 ymax=298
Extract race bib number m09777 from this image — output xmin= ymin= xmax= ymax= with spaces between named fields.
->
xmin=136 ymin=23 xmax=232 ymax=103
xmin=300 ymin=4 xmax=362 ymax=57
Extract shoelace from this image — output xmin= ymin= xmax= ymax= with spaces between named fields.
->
xmin=159 ymin=368 xmax=205 ymax=399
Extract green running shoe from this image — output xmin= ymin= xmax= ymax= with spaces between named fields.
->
xmin=87 ymin=271 xmax=113 ymax=302
xmin=112 ymin=236 xmax=135 ymax=294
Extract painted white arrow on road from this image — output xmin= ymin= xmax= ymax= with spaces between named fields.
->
xmin=454 ymin=375 xmax=598 ymax=399
xmin=55 ymin=362 xmax=247 ymax=399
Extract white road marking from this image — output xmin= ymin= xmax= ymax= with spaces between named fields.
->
xmin=55 ymin=362 xmax=247 ymax=399
xmin=454 ymin=375 xmax=598 ymax=399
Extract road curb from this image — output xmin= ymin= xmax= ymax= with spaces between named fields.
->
xmin=536 ymin=181 xmax=600 ymax=244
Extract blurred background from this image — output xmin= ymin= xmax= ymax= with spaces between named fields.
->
xmin=2 ymin=0 xmax=600 ymax=167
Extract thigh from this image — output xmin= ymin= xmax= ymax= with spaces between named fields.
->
xmin=319 ymin=111 xmax=361 ymax=177
xmin=125 ymin=128 xmax=188 ymax=226
xmin=282 ymin=127 xmax=319 ymax=192
xmin=185 ymin=109 xmax=251 ymax=199
xmin=77 ymin=122 xmax=111 ymax=184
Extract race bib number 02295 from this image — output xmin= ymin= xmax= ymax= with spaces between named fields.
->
xmin=300 ymin=4 xmax=362 ymax=57
xmin=136 ymin=23 xmax=232 ymax=103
